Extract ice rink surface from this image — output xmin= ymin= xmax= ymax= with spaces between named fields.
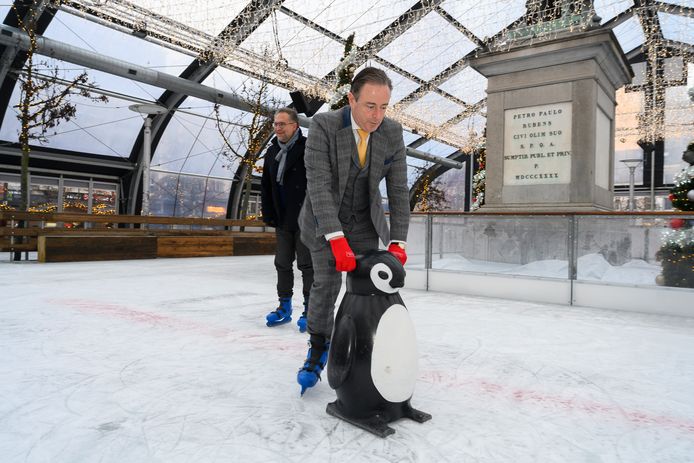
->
xmin=2 ymin=255 xmax=694 ymax=462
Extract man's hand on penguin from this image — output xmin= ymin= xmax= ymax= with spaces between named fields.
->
xmin=387 ymin=242 xmax=407 ymax=266
xmin=329 ymin=236 xmax=357 ymax=272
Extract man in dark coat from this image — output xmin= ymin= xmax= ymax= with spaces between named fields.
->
xmin=261 ymin=107 xmax=313 ymax=332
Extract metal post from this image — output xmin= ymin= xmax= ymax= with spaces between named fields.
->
xmin=142 ymin=117 xmax=151 ymax=218
xmin=57 ymin=175 xmax=64 ymax=213
xmin=425 ymin=214 xmax=433 ymax=291
xmin=628 ymin=166 xmax=636 ymax=211
xmin=129 ymin=103 xmax=167 ymax=224
xmin=649 ymin=148 xmax=655 ymax=210
xmin=425 ymin=214 xmax=433 ymax=270
xmin=468 ymin=156 xmax=474 ymax=212
xmin=439 ymin=221 xmax=445 ymax=260
xmin=621 ymin=158 xmax=643 ymax=211
xmin=568 ymin=214 xmax=580 ymax=305
xmin=87 ymin=178 xmax=94 ymax=217
xmin=567 ymin=215 xmax=577 ymax=281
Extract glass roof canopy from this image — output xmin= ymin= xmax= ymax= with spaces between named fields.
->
xmin=0 ymin=0 xmax=692 ymax=185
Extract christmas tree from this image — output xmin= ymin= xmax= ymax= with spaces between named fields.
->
xmin=330 ymin=33 xmax=357 ymax=111
xmin=655 ymin=141 xmax=694 ymax=288
xmin=471 ymin=145 xmax=486 ymax=211
xmin=668 ymin=142 xmax=694 ymax=212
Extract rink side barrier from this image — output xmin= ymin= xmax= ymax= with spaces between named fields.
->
xmin=403 ymin=212 xmax=694 ymax=317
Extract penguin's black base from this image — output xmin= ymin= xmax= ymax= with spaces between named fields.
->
xmin=326 ymin=400 xmax=432 ymax=438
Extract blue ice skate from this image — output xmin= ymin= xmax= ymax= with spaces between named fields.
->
xmin=297 ymin=336 xmax=329 ymax=395
xmin=296 ymin=301 xmax=308 ymax=333
xmin=266 ymin=297 xmax=292 ymax=327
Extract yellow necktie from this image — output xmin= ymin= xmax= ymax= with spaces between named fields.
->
xmin=357 ymin=128 xmax=368 ymax=167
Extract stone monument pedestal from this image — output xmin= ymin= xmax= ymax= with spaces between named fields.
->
xmin=470 ymin=29 xmax=633 ymax=212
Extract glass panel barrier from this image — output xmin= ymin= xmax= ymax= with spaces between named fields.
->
xmin=414 ymin=213 xmax=694 ymax=290
xmin=202 ymin=178 xmax=232 ymax=219
xmin=429 ymin=215 xmax=571 ymax=279
xmin=0 ymin=174 xmax=21 ymax=210
xmin=150 ymin=171 xmax=177 ymax=217
xmin=576 ymin=215 xmax=692 ymax=288
xmin=62 ymin=179 xmax=90 ymax=215
xmin=92 ymin=182 xmax=118 ymax=216
xmin=30 ymin=177 xmax=59 ymax=213
xmin=171 ymin=174 xmax=205 ymax=219
xmin=406 ymin=215 xmax=428 ymax=269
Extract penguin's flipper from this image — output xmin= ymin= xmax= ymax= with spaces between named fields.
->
xmin=327 ymin=315 xmax=355 ymax=389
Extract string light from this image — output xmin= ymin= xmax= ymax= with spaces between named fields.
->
xmin=27 ymin=202 xmax=57 ymax=212
xmin=417 ymin=175 xmax=432 ymax=212
xmin=412 ymin=165 xmax=449 ymax=212
xmin=486 ymin=0 xmax=599 ymax=53
xmin=56 ymin=0 xmax=481 ymax=150
xmin=53 ymin=1 xmax=692 ymax=157
xmin=92 ymin=203 xmax=116 ymax=215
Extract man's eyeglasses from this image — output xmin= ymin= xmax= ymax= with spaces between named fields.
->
xmin=273 ymin=122 xmax=296 ymax=128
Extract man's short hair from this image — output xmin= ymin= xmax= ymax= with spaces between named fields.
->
xmin=350 ymin=67 xmax=392 ymax=99
xmin=275 ymin=107 xmax=299 ymax=123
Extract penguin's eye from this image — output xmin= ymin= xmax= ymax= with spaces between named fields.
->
xmin=370 ymin=262 xmax=397 ymax=294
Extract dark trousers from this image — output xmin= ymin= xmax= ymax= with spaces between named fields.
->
xmin=275 ymin=228 xmax=313 ymax=302
xmin=306 ymin=217 xmax=379 ymax=339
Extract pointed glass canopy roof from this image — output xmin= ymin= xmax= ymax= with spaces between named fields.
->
xmin=0 ymin=0 xmax=692 ymax=197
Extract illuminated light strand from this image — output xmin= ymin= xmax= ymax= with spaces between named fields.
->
xmin=46 ymin=1 xmax=694 ymax=154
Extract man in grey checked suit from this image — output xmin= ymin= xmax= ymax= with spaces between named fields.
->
xmin=296 ymin=67 xmax=410 ymax=394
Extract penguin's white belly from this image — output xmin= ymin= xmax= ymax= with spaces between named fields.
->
xmin=370 ymin=303 xmax=418 ymax=402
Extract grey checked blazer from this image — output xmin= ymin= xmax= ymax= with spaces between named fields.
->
xmin=299 ymin=106 xmax=410 ymax=249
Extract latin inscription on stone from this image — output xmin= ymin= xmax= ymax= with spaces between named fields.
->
xmin=503 ymin=102 xmax=572 ymax=185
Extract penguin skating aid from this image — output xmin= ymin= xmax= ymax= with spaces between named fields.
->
xmin=326 ymin=250 xmax=431 ymax=437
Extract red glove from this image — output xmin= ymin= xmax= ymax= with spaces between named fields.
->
xmin=388 ymin=243 xmax=407 ymax=266
xmin=329 ymin=237 xmax=356 ymax=272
